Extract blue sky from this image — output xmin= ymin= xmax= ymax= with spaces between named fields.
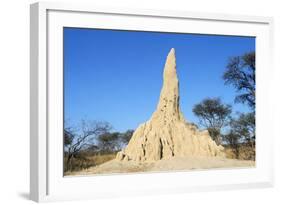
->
xmin=64 ymin=28 xmax=255 ymax=132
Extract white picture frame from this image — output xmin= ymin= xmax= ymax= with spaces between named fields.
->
xmin=30 ymin=1 xmax=274 ymax=202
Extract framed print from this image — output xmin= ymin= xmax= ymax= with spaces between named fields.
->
xmin=30 ymin=2 xmax=274 ymax=202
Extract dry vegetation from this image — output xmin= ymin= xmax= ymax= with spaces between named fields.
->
xmin=87 ymin=153 xmax=116 ymax=165
xmin=64 ymin=143 xmax=255 ymax=176
xmin=224 ymin=143 xmax=255 ymax=160
xmin=64 ymin=152 xmax=116 ymax=174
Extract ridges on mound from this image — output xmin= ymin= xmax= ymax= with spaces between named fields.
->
xmin=116 ymin=48 xmax=224 ymax=162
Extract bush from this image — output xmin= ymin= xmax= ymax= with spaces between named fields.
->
xmin=64 ymin=151 xmax=117 ymax=173
xmin=224 ymin=143 xmax=255 ymax=160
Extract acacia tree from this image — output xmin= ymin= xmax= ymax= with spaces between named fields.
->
xmin=120 ymin=129 xmax=134 ymax=145
xmin=192 ymin=97 xmax=232 ymax=145
xmin=224 ymin=112 xmax=255 ymax=160
xmin=97 ymin=129 xmax=134 ymax=153
xmin=97 ymin=132 xmax=121 ymax=153
xmin=223 ymin=51 xmax=255 ymax=109
xmin=223 ymin=131 xmax=241 ymax=159
xmin=229 ymin=112 xmax=255 ymax=149
xmin=223 ymin=51 xmax=256 ymax=159
xmin=64 ymin=120 xmax=112 ymax=171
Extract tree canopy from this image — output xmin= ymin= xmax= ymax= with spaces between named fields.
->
xmin=229 ymin=112 xmax=255 ymax=147
xmin=223 ymin=51 xmax=255 ymax=109
xmin=192 ymin=97 xmax=232 ymax=145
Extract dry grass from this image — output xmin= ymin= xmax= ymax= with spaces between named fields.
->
xmin=87 ymin=153 xmax=116 ymax=166
xmin=69 ymin=156 xmax=255 ymax=176
xmin=64 ymin=144 xmax=255 ymax=175
xmin=64 ymin=152 xmax=117 ymax=175
xmin=224 ymin=144 xmax=255 ymax=160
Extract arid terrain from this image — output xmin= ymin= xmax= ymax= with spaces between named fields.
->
xmin=65 ymin=155 xmax=254 ymax=176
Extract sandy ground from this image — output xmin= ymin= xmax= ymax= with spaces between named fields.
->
xmin=66 ymin=157 xmax=255 ymax=176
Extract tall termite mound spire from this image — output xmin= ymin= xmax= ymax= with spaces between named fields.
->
xmin=116 ymin=48 xmax=224 ymax=162
xmin=153 ymin=48 xmax=181 ymax=121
